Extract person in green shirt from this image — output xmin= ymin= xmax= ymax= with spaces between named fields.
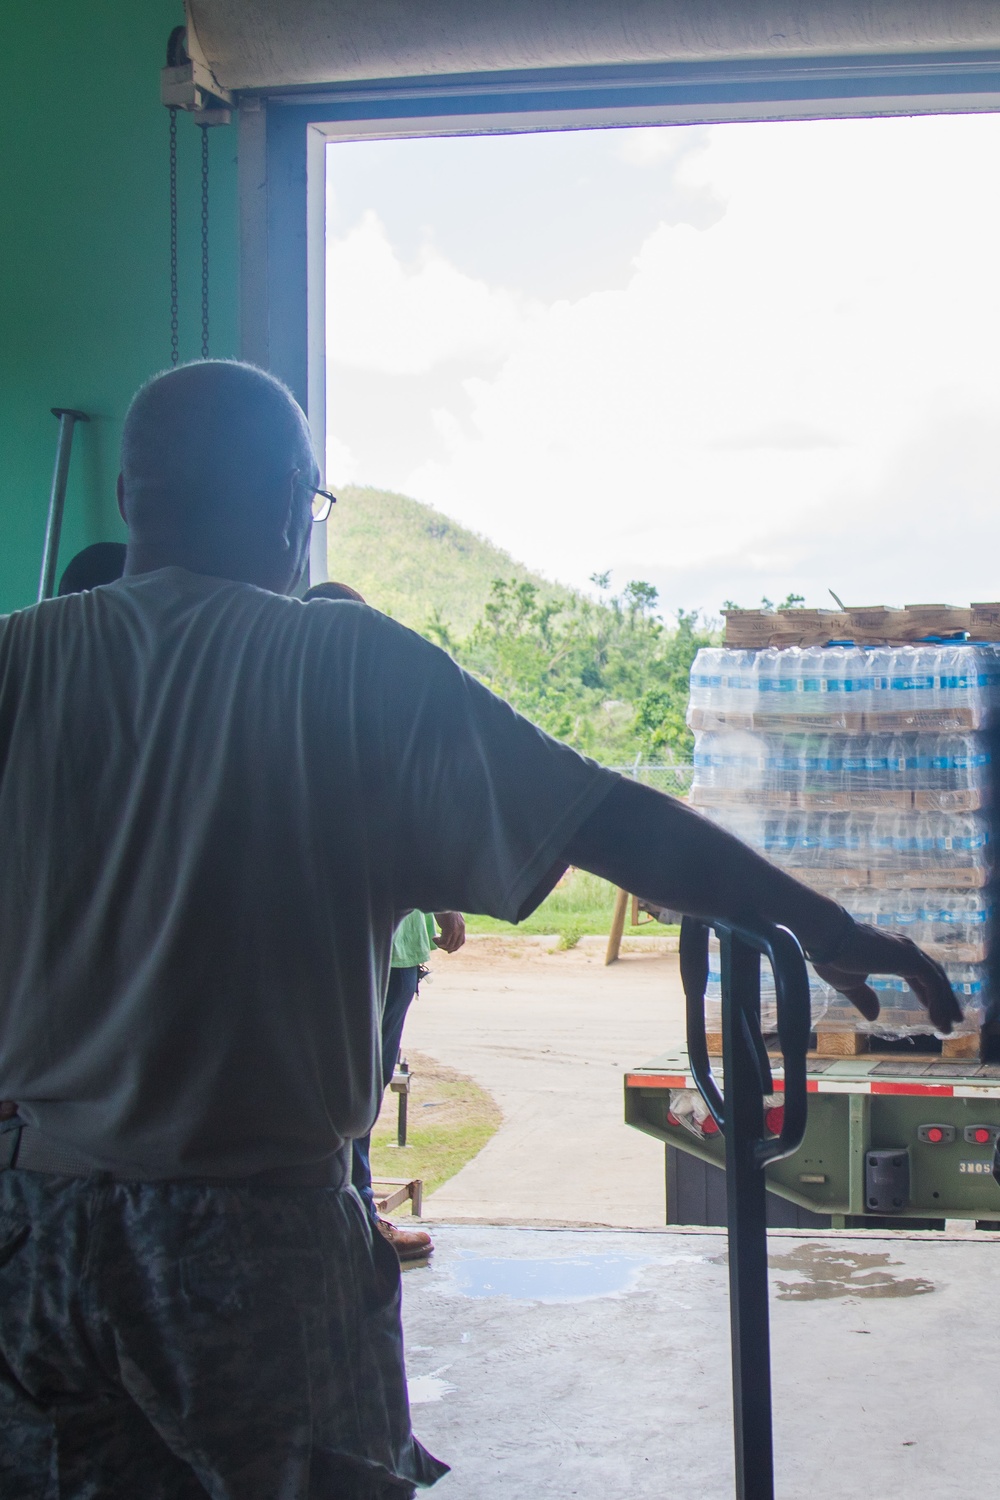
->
xmin=351 ymin=908 xmax=466 ymax=1261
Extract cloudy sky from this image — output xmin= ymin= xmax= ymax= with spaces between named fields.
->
xmin=325 ymin=114 xmax=1000 ymax=622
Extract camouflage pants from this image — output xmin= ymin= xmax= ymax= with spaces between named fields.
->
xmin=0 ymin=1170 xmax=448 ymax=1499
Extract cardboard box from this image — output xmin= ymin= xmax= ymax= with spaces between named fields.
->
xmin=686 ymin=708 xmax=754 ymax=732
xmin=971 ymin=602 xmax=1000 ymax=640
xmin=776 ymin=608 xmax=849 ymax=645
xmin=722 ymin=609 xmax=803 ymax=651
xmin=865 ymin=708 xmax=980 ymax=732
xmin=751 ymin=711 xmax=865 ymax=733
xmin=902 ymin=604 xmax=972 ymax=638
xmin=844 ymin=606 xmax=905 ymax=643
xmin=913 ymin=788 xmax=985 ymax=813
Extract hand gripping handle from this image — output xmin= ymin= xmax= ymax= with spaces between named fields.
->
xmin=680 ymin=915 xmax=811 ymax=1167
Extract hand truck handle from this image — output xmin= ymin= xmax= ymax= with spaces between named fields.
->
xmin=680 ymin=915 xmax=811 ymax=1165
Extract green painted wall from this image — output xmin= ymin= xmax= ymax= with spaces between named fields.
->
xmin=1 ymin=3 xmax=239 ymax=612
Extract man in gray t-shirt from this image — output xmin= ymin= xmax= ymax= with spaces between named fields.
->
xmin=0 ymin=362 xmax=961 ymax=1498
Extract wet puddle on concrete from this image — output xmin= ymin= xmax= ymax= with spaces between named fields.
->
xmin=766 ymin=1244 xmax=936 ymax=1301
xmin=447 ymin=1253 xmax=653 ymax=1303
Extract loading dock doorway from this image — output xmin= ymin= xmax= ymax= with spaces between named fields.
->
xmin=237 ymin=47 xmax=1000 ymax=590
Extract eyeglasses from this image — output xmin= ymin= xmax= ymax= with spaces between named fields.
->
xmin=294 ymin=470 xmax=337 ymax=523
xmin=310 ymin=487 xmax=337 ymax=523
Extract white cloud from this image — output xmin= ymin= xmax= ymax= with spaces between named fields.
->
xmin=326 ymin=211 xmax=537 ymax=375
xmin=324 ymin=430 xmax=360 ymax=487
xmin=392 ymin=117 xmax=1000 ymax=609
xmin=329 ymin=116 xmax=1000 ymax=613
xmin=617 ymin=125 xmax=690 ymax=166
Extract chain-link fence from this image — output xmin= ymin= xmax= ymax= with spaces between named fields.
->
xmin=605 ymin=763 xmax=694 ymax=797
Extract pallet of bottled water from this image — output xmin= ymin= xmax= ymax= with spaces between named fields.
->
xmin=688 ymin=641 xmax=995 ymax=1041
xmin=689 ymin=642 xmax=999 ymax=734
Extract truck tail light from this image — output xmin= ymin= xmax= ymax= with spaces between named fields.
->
xmin=701 ymin=1115 xmax=720 ymax=1136
xmin=764 ymin=1106 xmax=784 ymax=1137
xmin=964 ymin=1125 xmax=1000 ymax=1147
xmin=917 ymin=1123 xmax=956 ymax=1144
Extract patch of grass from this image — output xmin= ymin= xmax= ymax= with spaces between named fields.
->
xmin=369 ymin=1050 xmax=501 ymax=1210
xmin=463 ymin=867 xmax=677 ymax=945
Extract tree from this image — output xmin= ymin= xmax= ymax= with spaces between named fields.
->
xmin=443 ymin=576 xmax=712 ymax=764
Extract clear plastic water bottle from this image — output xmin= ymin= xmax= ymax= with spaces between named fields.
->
xmin=816 ymin=733 xmax=841 ymax=793
xmin=822 ymin=646 xmax=848 ymax=714
xmin=800 ymin=732 xmax=822 ymax=796
xmin=919 ymin=891 xmax=944 ymax=947
xmin=887 ymin=734 xmax=912 ymax=792
xmin=843 ymin=646 xmax=871 ymax=711
xmin=907 ymin=733 xmax=932 ymax=791
xmin=889 ymin=645 xmax=933 ymax=713
xmin=932 ymin=813 xmax=956 ymax=867
xmin=965 ymin=814 xmax=989 ymax=868
xmin=948 ymin=733 xmax=981 ymax=793
xmin=872 ymin=889 xmax=896 ymax=930
xmin=771 ymin=734 xmax=804 ymax=794
xmin=841 ymin=733 xmax=868 ymax=793
xmin=690 ymin=648 xmax=723 ymax=711
xmin=868 ymin=646 xmax=895 ymax=714
xmin=776 ymin=647 xmax=801 ymax=710
xmin=692 ymin=731 xmax=721 ymax=789
xmin=727 ymin=649 xmax=756 ymax=716
xmin=937 ymin=643 xmax=967 ymax=721
xmin=894 ymin=811 xmax=918 ymax=867
xmin=934 ymin=734 xmax=958 ymax=792
xmin=947 ymin=964 xmax=985 ymax=1015
xmin=911 ymin=891 xmax=934 ymax=950
xmin=799 ymin=646 xmax=826 ymax=713
xmin=754 ymin=648 xmax=782 ymax=714
xmin=894 ymin=887 xmax=918 ymax=937
xmin=912 ymin=645 xmax=941 ymax=712
xmin=865 ymin=733 xmax=892 ymax=794
xmin=912 ymin=810 xmax=935 ymax=868
xmin=799 ymin=814 xmax=823 ymax=870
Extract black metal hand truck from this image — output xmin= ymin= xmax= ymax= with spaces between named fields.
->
xmin=680 ymin=916 xmax=811 ymax=1500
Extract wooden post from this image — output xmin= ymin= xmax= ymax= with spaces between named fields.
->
xmin=605 ymin=886 xmax=629 ymax=965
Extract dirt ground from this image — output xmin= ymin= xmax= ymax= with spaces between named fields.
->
xmin=398 ymin=934 xmax=686 ymax=1228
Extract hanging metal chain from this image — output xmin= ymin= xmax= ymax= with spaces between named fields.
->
xmin=169 ymin=107 xmax=179 ymax=367
xmin=200 ymin=125 xmax=210 ymax=359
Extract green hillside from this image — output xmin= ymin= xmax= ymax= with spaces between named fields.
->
xmin=325 ymin=484 xmax=567 ymax=636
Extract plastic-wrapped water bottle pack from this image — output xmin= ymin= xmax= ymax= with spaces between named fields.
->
xmin=692 ymin=729 xmax=989 ymax=817
xmin=689 ymin=642 xmax=994 ymax=1038
xmin=689 ymin=643 xmax=1000 ymax=729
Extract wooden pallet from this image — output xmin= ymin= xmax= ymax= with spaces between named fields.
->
xmin=705 ymin=1029 xmax=981 ymax=1061
xmin=372 ymin=1176 xmax=423 ymax=1217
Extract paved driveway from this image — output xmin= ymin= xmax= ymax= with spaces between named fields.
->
xmin=401 ymin=935 xmax=685 ymax=1228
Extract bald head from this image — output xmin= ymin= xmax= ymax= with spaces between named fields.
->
xmin=119 ymin=361 xmax=318 ymax=592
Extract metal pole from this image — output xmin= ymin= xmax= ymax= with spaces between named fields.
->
xmin=397 ymin=1059 xmax=409 ymax=1148
xmin=684 ymin=916 xmax=808 ymax=1500
xmin=38 ymin=409 xmax=89 ymax=602
xmin=720 ymin=929 xmax=775 ymax=1500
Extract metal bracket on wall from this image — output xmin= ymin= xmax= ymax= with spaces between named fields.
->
xmin=161 ymin=5 xmax=232 ymax=126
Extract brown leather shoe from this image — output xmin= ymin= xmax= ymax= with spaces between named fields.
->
xmin=375 ymin=1216 xmax=434 ymax=1262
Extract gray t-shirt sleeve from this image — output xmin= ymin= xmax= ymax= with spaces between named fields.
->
xmin=330 ymin=607 xmax=619 ymax=922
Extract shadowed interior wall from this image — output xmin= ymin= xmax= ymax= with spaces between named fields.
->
xmin=1 ymin=2 xmax=239 ymax=612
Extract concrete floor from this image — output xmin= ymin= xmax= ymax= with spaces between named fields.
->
xmin=403 ymin=1222 xmax=999 ymax=1500
xmin=404 ymin=936 xmax=684 ymax=1227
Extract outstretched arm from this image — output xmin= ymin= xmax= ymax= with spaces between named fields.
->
xmin=564 ymin=778 xmax=962 ymax=1034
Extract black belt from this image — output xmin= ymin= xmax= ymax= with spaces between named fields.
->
xmin=0 ymin=1127 xmax=351 ymax=1190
